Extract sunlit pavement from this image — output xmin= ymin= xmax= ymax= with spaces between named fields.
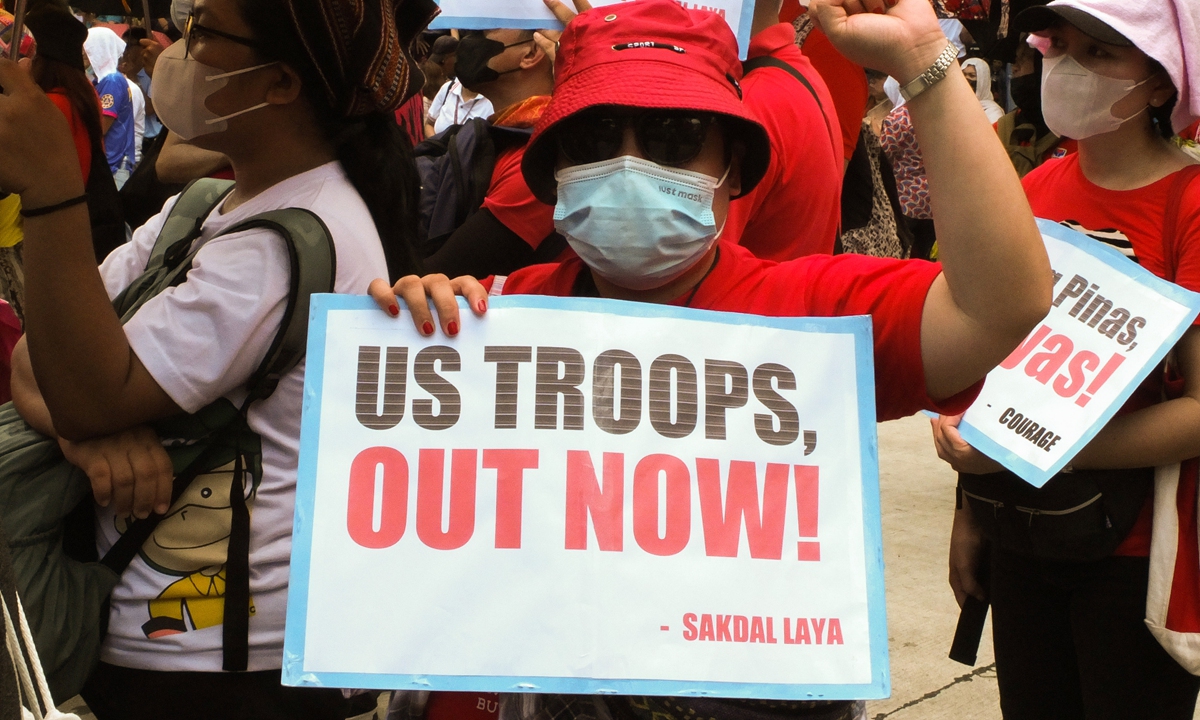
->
xmin=866 ymin=414 xmax=1000 ymax=719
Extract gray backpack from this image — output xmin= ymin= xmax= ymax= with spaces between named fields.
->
xmin=0 ymin=178 xmax=335 ymax=699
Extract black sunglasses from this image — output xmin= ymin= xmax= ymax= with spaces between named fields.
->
xmin=184 ymin=12 xmax=261 ymax=58
xmin=555 ymin=110 xmax=719 ymax=167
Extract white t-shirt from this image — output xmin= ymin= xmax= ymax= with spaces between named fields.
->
xmin=427 ymin=79 xmax=493 ymax=135
xmin=95 ymin=162 xmax=387 ymax=672
xmin=126 ymin=76 xmax=145 ymax=165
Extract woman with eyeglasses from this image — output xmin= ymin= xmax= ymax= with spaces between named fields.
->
xmin=0 ymin=0 xmax=433 ymax=716
xmin=373 ymin=0 xmax=1049 ymax=715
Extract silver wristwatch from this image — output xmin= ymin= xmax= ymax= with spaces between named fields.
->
xmin=899 ymin=43 xmax=960 ymax=103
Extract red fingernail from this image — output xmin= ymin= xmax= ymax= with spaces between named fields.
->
xmin=388 ymin=304 xmax=400 ymax=317
xmin=447 ymin=321 xmax=459 ymax=336
xmin=872 ymin=6 xmax=884 ymax=12
xmin=422 ymin=321 xmax=434 ymax=336
xmin=476 ymin=298 xmax=487 ymax=313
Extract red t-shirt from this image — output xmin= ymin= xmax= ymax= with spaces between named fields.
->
xmin=47 ymin=90 xmax=92 ymax=184
xmin=800 ymin=27 xmax=868 ymax=162
xmin=488 ymin=243 xmax=982 ymax=421
xmin=425 ymin=692 xmax=499 ymax=720
xmin=1023 ymin=155 xmax=1200 ymax=556
xmin=481 ymin=144 xmax=556 ymax=249
xmin=724 ymin=24 xmax=842 ymax=261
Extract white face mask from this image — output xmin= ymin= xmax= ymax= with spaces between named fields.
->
xmin=150 ymin=39 xmax=276 ymax=141
xmin=1040 ymin=53 xmax=1153 ymax=140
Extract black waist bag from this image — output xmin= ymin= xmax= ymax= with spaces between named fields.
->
xmin=960 ymin=468 xmax=1152 ymax=562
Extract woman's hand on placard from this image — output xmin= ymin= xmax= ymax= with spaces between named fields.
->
xmin=59 ymin=426 xmax=174 ymax=520
xmin=534 ymin=0 xmax=594 ymax=64
xmin=367 ymin=274 xmax=489 ymax=338
xmin=809 ymin=0 xmax=949 ymax=85
xmin=931 ymin=412 xmax=1004 ymax=475
xmin=0 ymin=59 xmax=84 ymax=206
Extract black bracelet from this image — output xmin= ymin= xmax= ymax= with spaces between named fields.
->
xmin=20 ymin=193 xmax=89 ymax=218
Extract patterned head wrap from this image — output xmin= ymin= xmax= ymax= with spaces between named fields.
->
xmin=283 ymin=0 xmax=439 ymax=118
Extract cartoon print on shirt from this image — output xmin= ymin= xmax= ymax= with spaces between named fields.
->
xmin=114 ymin=461 xmax=257 ymax=639
xmin=1059 ymin=220 xmax=1139 ymax=263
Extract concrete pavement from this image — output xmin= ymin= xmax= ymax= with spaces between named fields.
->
xmin=866 ymin=414 xmax=1000 ymax=719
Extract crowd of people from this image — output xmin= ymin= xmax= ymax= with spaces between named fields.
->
xmin=0 ymin=0 xmax=1196 ymax=717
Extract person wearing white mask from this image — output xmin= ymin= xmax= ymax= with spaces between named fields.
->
xmin=934 ymin=1 xmax=1200 ymax=717
xmin=961 ymin=57 xmax=1005 ymax=124
xmin=0 ymin=0 xmax=434 ymax=714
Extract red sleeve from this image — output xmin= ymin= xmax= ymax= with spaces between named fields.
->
xmin=1169 ymin=174 xmax=1200 ymax=318
xmin=481 ymin=146 xmax=556 ymax=249
xmin=798 ymin=255 xmax=983 ymax=420
xmin=47 ymin=92 xmax=92 ymax=183
xmin=800 ymin=28 xmax=868 ymax=161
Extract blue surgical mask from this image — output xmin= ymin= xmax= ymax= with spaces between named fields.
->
xmin=553 ymin=156 xmax=729 ymax=291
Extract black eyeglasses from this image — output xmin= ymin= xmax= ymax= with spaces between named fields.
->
xmin=555 ymin=110 xmax=719 ymax=167
xmin=184 ymin=12 xmax=261 ymax=58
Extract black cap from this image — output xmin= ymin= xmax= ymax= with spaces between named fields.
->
xmin=428 ymin=34 xmax=458 ymax=63
xmin=24 ymin=0 xmax=88 ymax=71
xmin=1015 ymin=4 xmax=1132 ymax=47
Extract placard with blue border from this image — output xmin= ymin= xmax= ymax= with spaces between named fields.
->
xmin=427 ymin=0 xmax=756 ymax=59
xmin=958 ymin=219 xmax=1200 ymax=488
xmin=284 ymin=294 xmax=888 ymax=699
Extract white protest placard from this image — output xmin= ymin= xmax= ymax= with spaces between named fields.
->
xmin=283 ymin=295 xmax=888 ymax=699
xmin=958 ymin=219 xmax=1200 ymax=488
xmin=428 ymin=0 xmax=756 ymax=58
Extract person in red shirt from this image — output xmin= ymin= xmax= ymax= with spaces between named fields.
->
xmin=374 ymin=1 xmax=1049 ymax=715
xmin=780 ymin=0 xmax=871 ymax=163
xmin=935 ymin=2 xmax=1200 ymax=717
xmin=423 ymin=28 xmax=563 ymax=278
xmin=720 ymin=0 xmax=844 ymax=260
xmin=24 ymin=5 xmax=99 ymax=185
xmin=801 ymin=25 xmax=870 ymax=164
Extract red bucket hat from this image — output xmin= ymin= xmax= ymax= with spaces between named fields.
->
xmin=521 ymin=0 xmax=771 ymax=205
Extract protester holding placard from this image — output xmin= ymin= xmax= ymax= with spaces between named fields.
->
xmin=372 ymin=0 xmax=1053 ymax=715
xmin=0 ymin=0 xmax=435 ymax=716
xmin=933 ymin=0 xmax=1200 ymax=716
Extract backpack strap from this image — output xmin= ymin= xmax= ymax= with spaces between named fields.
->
xmin=148 ymin=178 xmax=236 ymax=270
xmin=221 ymin=209 xmax=337 ymax=403
xmin=742 ymin=56 xmax=836 ymax=159
xmin=110 ymin=179 xmax=235 ymax=321
xmin=1162 ymin=164 xmax=1200 ymax=283
xmin=99 ymin=205 xmax=335 ymax=671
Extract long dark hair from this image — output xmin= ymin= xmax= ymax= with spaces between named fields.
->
xmin=29 ymin=55 xmax=104 ymax=169
xmin=1148 ymin=60 xmax=1179 ymax=140
xmin=239 ymin=0 xmax=422 ymax=281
